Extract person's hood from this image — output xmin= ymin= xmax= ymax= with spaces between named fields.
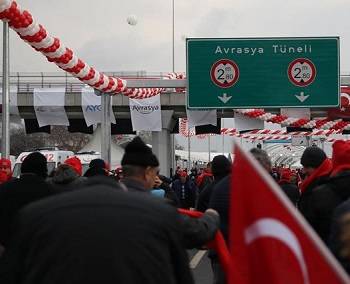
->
xmin=300 ymin=158 xmax=332 ymax=193
xmin=52 ymin=166 xmax=79 ymax=185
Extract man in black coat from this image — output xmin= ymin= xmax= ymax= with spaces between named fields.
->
xmin=306 ymin=140 xmax=350 ymax=244
xmin=208 ymin=148 xmax=272 ymax=284
xmin=172 ymin=171 xmax=197 ymax=209
xmin=0 ymin=185 xmax=194 ymax=284
xmin=119 ymin=137 xmax=220 ymax=249
xmin=197 ymin=155 xmax=231 ymax=212
xmin=0 ymin=152 xmax=56 ymax=248
xmin=298 ymin=146 xmax=332 ymax=218
xmin=278 ymin=168 xmax=300 ymax=206
xmin=329 ymin=199 xmax=350 ymax=274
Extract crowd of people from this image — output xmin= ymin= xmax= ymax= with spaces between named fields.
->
xmin=1 ymin=137 xmax=350 ymax=283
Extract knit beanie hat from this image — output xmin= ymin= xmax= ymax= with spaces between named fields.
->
xmin=21 ymin=152 xmax=48 ymax=178
xmin=64 ymin=156 xmax=82 ymax=176
xmin=89 ymin=158 xmax=106 ymax=169
xmin=121 ymin=136 xmax=159 ymax=168
xmin=300 ymin=146 xmax=327 ymax=168
xmin=331 ymin=140 xmax=350 ymax=176
xmin=211 ymin=155 xmax=231 ymax=177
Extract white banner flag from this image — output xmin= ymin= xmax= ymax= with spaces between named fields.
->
xmin=0 ymin=86 xmax=19 ymax=115
xmin=234 ymin=112 xmax=264 ymax=132
xmin=34 ymin=88 xmax=69 ymax=127
xmin=129 ymin=95 xmax=162 ymax=131
xmin=186 ymin=109 xmax=217 ymax=129
xmin=81 ymin=86 xmax=116 ymax=127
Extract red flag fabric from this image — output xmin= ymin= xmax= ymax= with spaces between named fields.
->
xmin=177 ymin=208 xmax=231 ymax=275
xmin=229 ymin=143 xmax=349 ymax=284
xmin=328 ymin=86 xmax=350 ymax=120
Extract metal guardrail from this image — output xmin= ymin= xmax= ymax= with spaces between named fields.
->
xmin=0 ymin=71 xmax=183 ymax=93
xmin=1 ymin=72 xmax=349 ymax=93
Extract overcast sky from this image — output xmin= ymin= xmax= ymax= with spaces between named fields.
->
xmin=4 ymin=0 xmax=350 ymax=74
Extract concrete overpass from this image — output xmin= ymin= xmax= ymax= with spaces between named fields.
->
xmin=7 ymin=71 xmax=350 ymax=119
xmin=3 ymin=72 xmax=350 ymax=174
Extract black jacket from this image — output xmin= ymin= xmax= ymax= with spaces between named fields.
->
xmin=329 ymin=199 xmax=350 ymax=274
xmin=121 ymin=177 xmax=219 ymax=249
xmin=0 ymin=186 xmax=194 ymax=284
xmin=49 ymin=167 xmax=87 ymax=192
xmin=305 ymin=171 xmax=350 ymax=244
xmin=0 ymin=174 xmax=56 ymax=247
xmin=209 ymin=175 xmax=230 ymax=242
xmin=172 ymin=179 xmax=197 ymax=209
xmin=298 ymin=175 xmax=329 ymax=219
xmin=279 ymin=181 xmax=300 ymax=206
xmin=197 ymin=174 xmax=227 ymax=212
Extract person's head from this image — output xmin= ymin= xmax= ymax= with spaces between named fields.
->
xmin=52 ymin=164 xmax=79 ymax=184
xmin=0 ymin=158 xmax=12 ymax=180
xmin=204 ymin=162 xmax=212 ymax=173
xmin=280 ymin=168 xmax=292 ymax=182
xmin=250 ymin=148 xmax=272 ymax=172
xmin=84 ymin=159 xmax=108 ymax=177
xmin=331 ymin=140 xmax=350 ymax=176
xmin=121 ymin=136 xmax=159 ymax=189
xmin=179 ymin=171 xmax=187 ymax=183
xmin=300 ymin=146 xmax=327 ymax=176
xmin=211 ymin=155 xmax=231 ymax=179
xmin=154 ymin=175 xmax=162 ymax=188
xmin=21 ymin=152 xmax=48 ymax=179
xmin=64 ymin=156 xmax=82 ymax=176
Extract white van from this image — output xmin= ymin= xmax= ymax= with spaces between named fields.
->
xmin=75 ymin=151 xmax=101 ymax=175
xmin=13 ymin=147 xmax=74 ymax=178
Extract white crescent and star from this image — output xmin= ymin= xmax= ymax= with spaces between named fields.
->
xmin=244 ymin=218 xmax=310 ymax=284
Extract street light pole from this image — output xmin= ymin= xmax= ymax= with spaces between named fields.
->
xmin=172 ymin=0 xmax=175 ymax=73
xmin=170 ymin=0 xmax=175 ymax=177
xmin=2 ymin=22 xmax=10 ymax=159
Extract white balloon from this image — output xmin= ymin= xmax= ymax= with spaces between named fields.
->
xmin=126 ymin=15 xmax=137 ymax=26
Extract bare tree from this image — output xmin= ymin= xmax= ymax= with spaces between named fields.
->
xmin=1 ymin=124 xmax=91 ymax=156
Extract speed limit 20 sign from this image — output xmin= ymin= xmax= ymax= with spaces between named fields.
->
xmin=187 ymin=37 xmax=339 ymax=108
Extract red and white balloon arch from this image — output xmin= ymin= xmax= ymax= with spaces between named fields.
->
xmin=0 ymin=0 xmax=186 ymax=99
xmin=2 ymin=0 xmax=350 ymax=132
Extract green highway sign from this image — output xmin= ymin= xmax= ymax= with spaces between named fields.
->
xmin=186 ymin=37 xmax=339 ymax=109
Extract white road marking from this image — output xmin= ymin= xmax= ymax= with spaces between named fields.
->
xmin=189 ymin=250 xmax=207 ymax=269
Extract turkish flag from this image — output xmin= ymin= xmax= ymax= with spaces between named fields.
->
xmin=229 ymin=144 xmax=349 ymax=284
xmin=328 ymin=87 xmax=350 ymax=120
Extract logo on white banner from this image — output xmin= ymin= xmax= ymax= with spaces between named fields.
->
xmin=131 ymin=105 xmax=160 ymax=114
xmin=129 ymin=95 xmax=162 ymax=131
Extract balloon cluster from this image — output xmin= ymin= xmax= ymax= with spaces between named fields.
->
xmin=234 ymin=108 xmax=350 ymax=131
xmin=0 ymin=0 xmax=164 ymax=98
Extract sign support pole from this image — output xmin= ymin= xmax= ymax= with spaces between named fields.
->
xmin=100 ymin=91 xmax=111 ymax=168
